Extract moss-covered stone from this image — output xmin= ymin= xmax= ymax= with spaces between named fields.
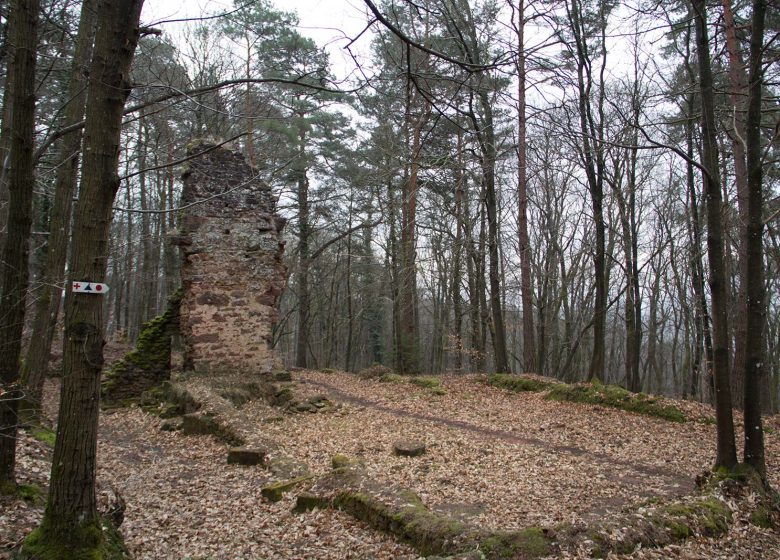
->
xmin=409 ymin=376 xmax=441 ymax=389
xmin=271 ymin=385 xmax=294 ymax=406
xmin=294 ymin=492 xmax=327 ymax=513
xmin=102 ymin=290 xmax=182 ymax=405
xmin=181 ymin=412 xmax=244 ymax=446
xmin=227 ymin=447 xmax=267 ymax=466
xmin=357 ymin=363 xmax=393 ymax=379
xmin=19 ymin=517 xmax=129 ymax=560
xmin=545 ymin=380 xmax=686 ymax=423
xmin=272 ymin=370 xmax=292 ymax=382
xmin=331 ymin=454 xmax=361 ymax=469
xmin=663 ymin=497 xmax=731 ymax=536
xmin=261 ymin=476 xmax=314 ymax=502
xmin=487 ymin=374 xmax=551 ymax=393
xmin=219 ymin=387 xmax=253 ymax=407
xmin=379 ymin=373 xmax=404 ymax=383
xmin=479 ymin=528 xmax=552 ymax=559
xmin=332 ymin=490 xmax=471 ymax=556
xmin=393 ymin=440 xmax=427 ymax=457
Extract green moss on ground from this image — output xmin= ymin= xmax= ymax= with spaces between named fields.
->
xmin=487 ymin=374 xmax=550 ymax=393
xmin=479 ymin=528 xmax=552 ymax=559
xmin=331 ymin=454 xmax=363 ymax=469
xmin=663 ymin=497 xmax=731 ymax=536
xmin=357 ymin=363 xmax=394 ymax=379
xmin=545 ymin=380 xmax=686 ymax=422
xmin=1 ymin=482 xmax=44 ymax=505
xmin=30 ymin=426 xmax=56 ymax=447
xmin=409 ymin=376 xmax=441 ymax=389
xmin=333 ymin=490 xmax=469 ymax=556
xmin=379 ymin=373 xmax=404 ymax=383
xmin=20 ymin=517 xmax=129 ymax=560
xmin=750 ymin=506 xmax=773 ymax=528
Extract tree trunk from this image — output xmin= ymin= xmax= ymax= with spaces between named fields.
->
xmin=722 ymin=0 xmax=750 ymax=409
xmin=451 ymin=126 xmax=464 ymax=371
xmin=516 ymin=0 xmax=535 ymax=373
xmin=692 ymin=0 xmax=738 ymax=470
xmin=742 ymin=0 xmax=767 ymax=474
xmin=21 ymin=0 xmax=96 ymax=418
xmin=0 ymin=0 xmax=38 ymax=489
xmin=295 ymin=111 xmax=310 ymax=368
xmin=398 ymin=81 xmax=427 ymax=374
xmin=27 ymin=0 xmax=144 ymax=553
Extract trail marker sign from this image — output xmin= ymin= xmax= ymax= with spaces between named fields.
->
xmin=72 ymin=281 xmax=109 ymax=294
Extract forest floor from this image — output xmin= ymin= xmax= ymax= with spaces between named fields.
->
xmin=2 ymin=369 xmax=780 ymax=559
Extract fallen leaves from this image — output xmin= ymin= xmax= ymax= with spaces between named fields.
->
xmin=2 ymin=372 xmax=779 ymax=559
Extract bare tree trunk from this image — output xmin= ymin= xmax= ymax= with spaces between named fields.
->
xmin=0 ymin=0 xmax=38 ymax=489
xmin=516 ymin=0 xmax=535 ymax=373
xmin=451 ymin=126 xmax=464 ymax=371
xmin=26 ymin=0 xmax=144 ymax=553
xmin=398 ymin=80 xmax=427 ymax=374
xmin=722 ymin=0 xmax=750 ymax=408
xmin=21 ymin=0 xmax=96 ymax=417
xmin=295 ymin=110 xmax=310 ymax=369
xmin=692 ymin=0 xmax=737 ymax=470
xmin=742 ymin=0 xmax=767 ymax=474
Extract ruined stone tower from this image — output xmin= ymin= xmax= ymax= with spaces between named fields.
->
xmin=176 ymin=141 xmax=286 ymax=374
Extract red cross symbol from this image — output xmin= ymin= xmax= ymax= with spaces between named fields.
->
xmin=73 ymin=283 xmax=81 ymax=290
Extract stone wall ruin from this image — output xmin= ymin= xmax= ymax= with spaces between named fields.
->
xmin=175 ymin=141 xmax=286 ymax=374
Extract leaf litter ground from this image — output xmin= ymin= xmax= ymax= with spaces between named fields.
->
xmin=2 ymin=370 xmax=779 ymax=559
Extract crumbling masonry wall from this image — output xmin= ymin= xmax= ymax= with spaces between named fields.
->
xmin=176 ymin=142 xmax=286 ymax=374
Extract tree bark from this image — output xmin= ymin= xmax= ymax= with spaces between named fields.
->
xmin=295 ymin=110 xmax=311 ymax=368
xmin=692 ymin=0 xmax=738 ymax=470
xmin=29 ymin=0 xmax=144 ymax=552
xmin=0 ymin=0 xmax=38 ymax=488
xmin=722 ymin=0 xmax=750 ymax=409
xmin=21 ymin=0 xmax=96 ymax=418
xmin=742 ymin=0 xmax=767 ymax=474
xmin=516 ymin=0 xmax=535 ymax=373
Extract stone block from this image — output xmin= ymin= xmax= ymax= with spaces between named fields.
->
xmin=393 ymin=440 xmax=427 ymax=457
xmin=227 ymin=447 xmax=267 ymax=466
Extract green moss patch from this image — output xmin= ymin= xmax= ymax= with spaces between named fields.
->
xmin=30 ymin=426 xmax=56 ymax=447
xmin=545 ymin=380 xmax=686 ymax=422
xmin=1 ymin=482 xmax=44 ymax=505
xmin=487 ymin=374 xmax=550 ymax=393
xmin=357 ymin=363 xmax=394 ymax=379
xmin=409 ymin=376 xmax=441 ymax=389
xmin=20 ymin=517 xmax=129 ymax=560
xmin=379 ymin=373 xmax=404 ymax=383
xmin=333 ymin=490 xmax=471 ymax=556
xmin=261 ymin=476 xmax=314 ymax=502
xmin=181 ymin=412 xmax=244 ymax=446
xmin=479 ymin=528 xmax=552 ymax=559
xmin=102 ymin=290 xmax=182 ymax=405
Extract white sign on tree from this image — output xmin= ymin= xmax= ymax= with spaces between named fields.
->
xmin=71 ymin=281 xmax=110 ymax=294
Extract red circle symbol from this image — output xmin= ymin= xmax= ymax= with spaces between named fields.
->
xmin=96 ymin=285 xmax=102 ymax=291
